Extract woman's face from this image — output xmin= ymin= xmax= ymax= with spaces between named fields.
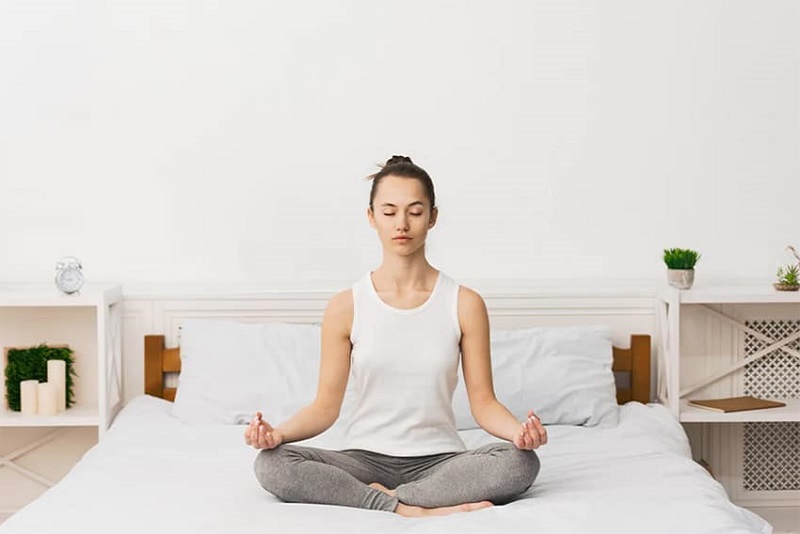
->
xmin=368 ymin=174 xmax=437 ymax=257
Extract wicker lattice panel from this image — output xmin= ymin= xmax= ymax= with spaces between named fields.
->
xmin=742 ymin=320 xmax=800 ymax=492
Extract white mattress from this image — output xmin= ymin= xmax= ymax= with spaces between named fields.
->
xmin=1 ymin=396 xmax=772 ymax=534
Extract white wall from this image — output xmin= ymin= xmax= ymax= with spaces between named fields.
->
xmin=1 ymin=1 xmax=798 ymax=287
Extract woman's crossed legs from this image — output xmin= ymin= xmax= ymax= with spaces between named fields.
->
xmin=253 ymin=442 xmax=539 ymax=517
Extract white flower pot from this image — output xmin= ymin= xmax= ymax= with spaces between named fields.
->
xmin=668 ymin=269 xmax=695 ymax=290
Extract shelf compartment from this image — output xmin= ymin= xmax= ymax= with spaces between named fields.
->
xmin=0 ymin=405 xmax=99 ymax=427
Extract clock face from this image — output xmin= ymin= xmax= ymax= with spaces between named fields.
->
xmin=56 ymin=267 xmax=83 ymax=294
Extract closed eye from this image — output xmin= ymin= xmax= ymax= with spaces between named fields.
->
xmin=382 ymin=211 xmax=423 ymax=216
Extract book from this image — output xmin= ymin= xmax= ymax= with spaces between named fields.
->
xmin=687 ymin=395 xmax=786 ymax=413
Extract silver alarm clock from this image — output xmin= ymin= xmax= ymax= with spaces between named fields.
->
xmin=55 ymin=256 xmax=84 ymax=295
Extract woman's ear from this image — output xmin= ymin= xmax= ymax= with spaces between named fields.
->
xmin=428 ymin=206 xmax=438 ymax=228
xmin=367 ymin=206 xmax=376 ymax=229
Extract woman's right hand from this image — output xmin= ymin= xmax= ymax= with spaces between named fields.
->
xmin=244 ymin=412 xmax=284 ymax=450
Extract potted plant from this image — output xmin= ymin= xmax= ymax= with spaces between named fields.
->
xmin=663 ymin=248 xmax=701 ymax=290
xmin=774 ymin=245 xmax=800 ymax=292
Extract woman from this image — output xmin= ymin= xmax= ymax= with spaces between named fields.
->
xmin=245 ymin=156 xmax=547 ymax=517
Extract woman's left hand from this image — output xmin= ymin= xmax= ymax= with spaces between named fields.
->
xmin=512 ymin=410 xmax=548 ymax=450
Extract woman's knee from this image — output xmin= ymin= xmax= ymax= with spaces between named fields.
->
xmin=514 ymin=449 xmax=541 ymax=492
xmin=253 ymin=446 xmax=297 ymax=498
xmin=490 ymin=443 xmax=541 ymax=494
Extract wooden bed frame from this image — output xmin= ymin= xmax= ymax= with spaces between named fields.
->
xmin=144 ymin=334 xmax=651 ymax=404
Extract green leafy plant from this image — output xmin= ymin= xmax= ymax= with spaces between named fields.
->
xmin=4 ymin=344 xmax=76 ymax=411
xmin=776 ymin=265 xmax=799 ymax=286
xmin=663 ymin=248 xmax=701 ymax=270
xmin=775 ymin=245 xmax=800 ymax=289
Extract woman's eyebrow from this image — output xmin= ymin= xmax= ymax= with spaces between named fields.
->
xmin=380 ymin=201 xmax=425 ymax=208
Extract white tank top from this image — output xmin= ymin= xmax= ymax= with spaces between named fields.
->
xmin=343 ymin=271 xmax=467 ymax=456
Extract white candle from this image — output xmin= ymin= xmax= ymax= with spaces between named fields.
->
xmin=38 ymin=382 xmax=58 ymax=416
xmin=47 ymin=359 xmax=67 ymax=412
xmin=20 ymin=380 xmax=39 ymax=415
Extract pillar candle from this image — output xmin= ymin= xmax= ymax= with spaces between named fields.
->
xmin=38 ymin=382 xmax=58 ymax=416
xmin=20 ymin=379 xmax=39 ymax=415
xmin=47 ymin=359 xmax=67 ymax=411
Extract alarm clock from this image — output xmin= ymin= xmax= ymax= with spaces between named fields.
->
xmin=55 ymin=257 xmax=84 ymax=295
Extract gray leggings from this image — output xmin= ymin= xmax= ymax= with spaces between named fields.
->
xmin=253 ymin=442 xmax=540 ymax=512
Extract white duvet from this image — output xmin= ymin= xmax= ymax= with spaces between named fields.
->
xmin=2 ymin=396 xmax=772 ymax=534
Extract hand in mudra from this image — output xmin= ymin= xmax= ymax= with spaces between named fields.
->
xmin=244 ymin=412 xmax=284 ymax=450
xmin=513 ymin=410 xmax=548 ymax=450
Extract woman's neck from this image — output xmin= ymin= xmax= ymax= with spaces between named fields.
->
xmin=373 ymin=252 xmax=437 ymax=290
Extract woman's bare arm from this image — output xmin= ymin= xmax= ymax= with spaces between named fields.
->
xmin=458 ymin=287 xmax=547 ymax=450
xmin=245 ymin=290 xmax=353 ymax=449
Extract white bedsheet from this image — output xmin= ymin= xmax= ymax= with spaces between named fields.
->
xmin=2 ymin=396 xmax=772 ymax=534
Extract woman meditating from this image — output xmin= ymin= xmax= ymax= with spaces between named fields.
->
xmin=245 ymin=156 xmax=546 ymax=517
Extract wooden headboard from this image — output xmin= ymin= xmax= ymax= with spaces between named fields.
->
xmin=144 ymin=334 xmax=651 ymax=404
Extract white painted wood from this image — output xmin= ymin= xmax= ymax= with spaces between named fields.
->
xmin=656 ymin=288 xmax=800 ymax=520
xmin=0 ymin=285 xmax=122 ymax=434
xmin=680 ymin=332 xmax=800 ymax=397
xmin=655 ymin=289 xmax=800 ymax=422
xmin=0 ymin=284 xmax=122 ymax=307
xmin=654 ymin=298 xmax=669 ymax=404
xmin=0 ymin=405 xmax=99 ymax=427
xmin=724 ymin=424 xmax=800 ymax=509
xmin=668 ymin=293 xmax=681 ymax=415
xmin=0 ymin=286 xmax=120 ymax=520
xmin=657 ymin=284 xmax=800 ymax=305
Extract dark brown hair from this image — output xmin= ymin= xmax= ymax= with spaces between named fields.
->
xmin=367 ymin=155 xmax=436 ymax=211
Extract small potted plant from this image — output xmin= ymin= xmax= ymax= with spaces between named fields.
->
xmin=663 ymin=248 xmax=701 ymax=290
xmin=774 ymin=245 xmax=800 ymax=292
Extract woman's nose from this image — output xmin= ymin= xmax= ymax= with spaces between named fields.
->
xmin=396 ymin=214 xmax=409 ymax=230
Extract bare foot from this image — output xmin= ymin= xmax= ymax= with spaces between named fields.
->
xmin=395 ymin=501 xmax=494 ymax=518
xmin=368 ymin=482 xmax=396 ymax=497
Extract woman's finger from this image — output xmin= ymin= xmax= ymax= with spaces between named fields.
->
xmin=519 ymin=421 xmax=531 ymax=449
xmin=245 ymin=421 xmax=256 ymax=445
xmin=522 ymin=424 xmax=534 ymax=450
xmin=530 ymin=415 xmax=546 ymax=445
xmin=535 ymin=419 xmax=548 ymax=445
xmin=526 ymin=423 xmax=539 ymax=449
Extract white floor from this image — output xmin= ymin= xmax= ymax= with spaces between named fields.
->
xmin=750 ymin=505 xmax=800 ymax=534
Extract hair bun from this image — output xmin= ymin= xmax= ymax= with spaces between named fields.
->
xmin=385 ymin=155 xmax=413 ymax=166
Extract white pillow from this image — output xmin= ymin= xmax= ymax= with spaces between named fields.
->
xmin=452 ymin=325 xmax=619 ymax=429
xmin=171 ymin=319 xmax=322 ymax=424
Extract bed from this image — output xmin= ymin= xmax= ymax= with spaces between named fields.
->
xmin=0 ymin=323 xmax=773 ymax=534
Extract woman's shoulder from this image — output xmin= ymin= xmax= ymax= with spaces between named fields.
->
xmin=322 ymin=289 xmax=354 ymax=336
xmin=325 ymin=288 xmax=354 ymax=315
xmin=456 ymin=283 xmax=487 ymax=314
xmin=458 ymin=284 xmax=483 ymax=306
xmin=325 ymin=273 xmax=369 ymax=312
